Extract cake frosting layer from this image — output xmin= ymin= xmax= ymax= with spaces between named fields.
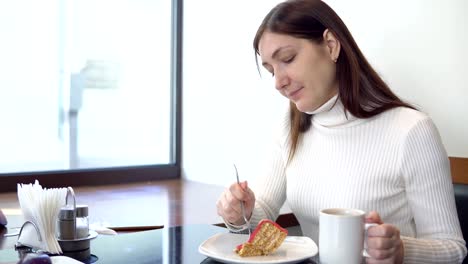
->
xmin=235 ymin=219 xmax=288 ymax=257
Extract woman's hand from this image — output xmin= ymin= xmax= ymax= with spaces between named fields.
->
xmin=365 ymin=211 xmax=404 ymax=264
xmin=216 ymin=181 xmax=255 ymax=226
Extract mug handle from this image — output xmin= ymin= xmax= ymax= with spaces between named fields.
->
xmin=362 ymin=223 xmax=379 ymax=258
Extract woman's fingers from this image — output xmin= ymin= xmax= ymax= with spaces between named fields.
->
xmin=216 ymin=192 xmax=241 ymax=223
xmin=228 ymin=181 xmax=255 ymax=215
xmin=365 ymin=216 xmax=404 ymax=264
xmin=216 ymin=181 xmax=255 ymax=225
xmin=229 ymin=181 xmax=251 ymax=202
xmin=367 ymin=226 xmax=401 ymax=250
xmin=366 ymin=246 xmax=396 ymax=260
xmin=368 ymin=224 xmax=400 ymax=238
xmin=365 ymin=211 xmax=383 ymax=224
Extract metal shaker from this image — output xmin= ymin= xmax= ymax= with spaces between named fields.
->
xmin=57 ymin=204 xmax=89 ymax=240
xmin=56 ymin=187 xmax=96 ymax=263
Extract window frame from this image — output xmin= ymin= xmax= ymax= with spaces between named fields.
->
xmin=0 ymin=0 xmax=183 ymax=193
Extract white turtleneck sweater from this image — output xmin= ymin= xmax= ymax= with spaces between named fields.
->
xmin=246 ymin=96 xmax=467 ymax=263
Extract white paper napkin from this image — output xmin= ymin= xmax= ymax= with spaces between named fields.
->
xmin=89 ymin=224 xmax=117 ymax=236
xmin=51 ymin=256 xmax=85 ymax=264
xmin=17 ymin=180 xmax=68 ymax=254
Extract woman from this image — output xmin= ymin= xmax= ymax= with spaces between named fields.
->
xmin=216 ymin=0 xmax=466 ymax=263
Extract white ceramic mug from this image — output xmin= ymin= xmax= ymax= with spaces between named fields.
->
xmin=319 ymin=208 xmax=377 ymax=264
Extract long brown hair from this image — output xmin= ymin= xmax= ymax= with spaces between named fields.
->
xmin=253 ymin=0 xmax=415 ymax=162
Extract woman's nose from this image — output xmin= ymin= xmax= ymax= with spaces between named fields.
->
xmin=275 ymin=71 xmax=289 ymax=91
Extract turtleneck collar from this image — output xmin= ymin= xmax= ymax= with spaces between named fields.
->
xmin=305 ymin=94 xmax=358 ymax=128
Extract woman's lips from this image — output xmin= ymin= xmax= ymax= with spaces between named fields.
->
xmin=288 ymin=87 xmax=303 ymax=101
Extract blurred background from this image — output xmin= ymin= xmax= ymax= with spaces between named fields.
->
xmin=0 ymin=0 xmax=466 ymax=186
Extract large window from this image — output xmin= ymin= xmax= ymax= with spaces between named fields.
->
xmin=0 ymin=0 xmax=181 ymax=191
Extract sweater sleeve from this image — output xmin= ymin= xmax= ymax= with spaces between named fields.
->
xmin=400 ymin=117 xmax=467 ymax=263
xmin=248 ymin=120 xmax=289 ymax=228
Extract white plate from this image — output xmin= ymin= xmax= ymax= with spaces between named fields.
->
xmin=198 ymin=233 xmax=318 ymax=264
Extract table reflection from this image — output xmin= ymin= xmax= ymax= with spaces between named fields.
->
xmin=0 ymin=224 xmax=317 ymax=264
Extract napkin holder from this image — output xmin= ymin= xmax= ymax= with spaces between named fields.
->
xmin=15 ymin=221 xmax=43 ymax=251
xmin=15 ymin=185 xmax=97 ymax=262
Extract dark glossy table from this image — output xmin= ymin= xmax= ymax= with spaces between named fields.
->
xmin=1 ymin=224 xmax=317 ymax=264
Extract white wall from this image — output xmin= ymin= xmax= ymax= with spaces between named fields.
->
xmin=183 ymin=0 xmax=468 ymax=186
xmin=183 ymin=0 xmax=285 ymax=186
xmin=325 ymin=0 xmax=468 ymax=157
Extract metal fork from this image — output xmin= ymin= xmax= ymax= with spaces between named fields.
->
xmin=234 ymin=164 xmax=251 ymax=236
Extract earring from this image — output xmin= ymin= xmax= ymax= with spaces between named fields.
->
xmin=333 ymin=58 xmax=338 ymax=63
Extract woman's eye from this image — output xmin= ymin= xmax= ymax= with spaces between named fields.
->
xmin=284 ymin=55 xmax=295 ymax=63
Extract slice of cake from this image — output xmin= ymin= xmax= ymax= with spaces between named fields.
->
xmin=235 ymin=219 xmax=288 ymax=257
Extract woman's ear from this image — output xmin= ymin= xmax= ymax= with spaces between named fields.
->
xmin=323 ymin=29 xmax=341 ymax=63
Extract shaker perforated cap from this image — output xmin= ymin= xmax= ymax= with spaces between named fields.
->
xmin=76 ymin=205 xmax=88 ymax=217
xmin=58 ymin=205 xmax=89 ymax=220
